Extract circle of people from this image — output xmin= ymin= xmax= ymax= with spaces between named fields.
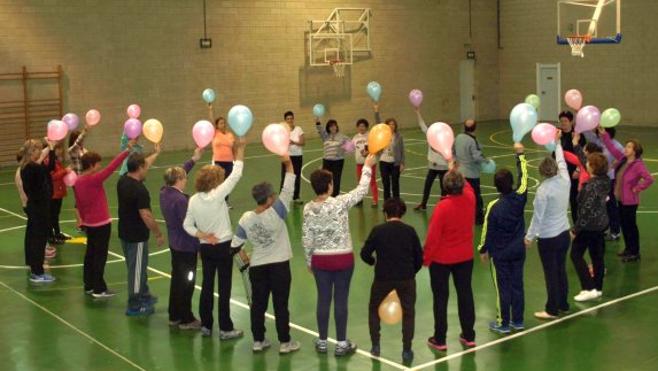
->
xmin=15 ymin=104 xmax=654 ymax=362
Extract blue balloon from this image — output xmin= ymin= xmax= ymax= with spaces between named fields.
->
xmin=544 ymin=141 xmax=557 ymax=152
xmin=480 ymin=159 xmax=496 ymax=174
xmin=312 ymin=104 xmax=326 ymax=117
xmin=202 ymin=88 xmax=216 ymax=104
xmin=227 ymin=104 xmax=253 ymax=136
xmin=510 ymin=103 xmax=537 ymax=142
xmin=367 ymin=81 xmax=382 ymax=102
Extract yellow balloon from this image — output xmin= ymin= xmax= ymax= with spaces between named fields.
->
xmin=143 ymin=118 xmax=163 ymax=143
xmin=378 ymin=290 xmax=403 ymax=325
xmin=368 ymin=123 xmax=393 ymax=154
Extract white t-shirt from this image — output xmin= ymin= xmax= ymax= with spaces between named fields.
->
xmin=352 ymin=133 xmax=368 ymax=164
xmin=288 ymin=126 xmax=304 ymax=157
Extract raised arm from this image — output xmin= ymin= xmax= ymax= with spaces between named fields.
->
xmin=144 ymin=142 xmax=161 ymax=170
xmin=515 ymin=144 xmax=529 ymax=195
xmin=598 ymin=128 xmax=624 ymax=161
xmin=416 ymin=109 xmax=428 ymax=133
xmin=315 ymin=121 xmax=328 ymax=141
xmin=555 ymin=138 xmax=569 ymax=181
xmin=207 ymin=138 xmax=246 ymax=200
xmin=68 ymin=128 xmax=87 ymax=153
xmin=373 ymin=103 xmax=382 ymax=124
xmin=272 ymin=156 xmax=295 ymax=219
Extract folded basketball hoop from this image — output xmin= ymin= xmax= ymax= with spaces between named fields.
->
xmin=567 ymin=35 xmax=591 ymax=58
xmin=330 ymin=59 xmax=345 ymax=78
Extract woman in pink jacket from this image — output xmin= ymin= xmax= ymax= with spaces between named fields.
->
xmin=599 ymin=127 xmax=654 ymax=262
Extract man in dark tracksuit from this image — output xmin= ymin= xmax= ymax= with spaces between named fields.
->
xmin=478 ymin=144 xmax=528 ymax=334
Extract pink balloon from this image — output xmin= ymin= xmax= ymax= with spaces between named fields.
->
xmin=341 ymin=140 xmax=355 ymax=153
xmin=262 ymin=123 xmax=290 ymax=156
xmin=575 ymin=105 xmax=601 ymax=134
xmin=564 ymin=89 xmax=583 ymax=110
xmin=63 ymin=171 xmax=77 ymax=187
xmin=192 ymin=120 xmax=215 ymax=148
xmin=85 ymin=109 xmax=101 ymax=126
xmin=426 ymin=122 xmax=454 ymax=161
xmin=127 ymin=104 xmax=141 ymax=119
xmin=408 ymin=89 xmax=423 ymax=108
xmin=47 ymin=120 xmax=68 ymax=141
xmin=531 ymin=123 xmax=557 ymax=146
xmin=62 ymin=113 xmax=79 ymax=131
xmin=123 ymin=118 xmax=142 ymax=139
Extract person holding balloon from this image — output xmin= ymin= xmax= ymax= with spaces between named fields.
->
xmin=454 ymin=119 xmax=487 ymax=225
xmin=478 ymin=143 xmax=528 ymax=334
xmin=351 ymin=118 xmax=378 ymax=207
xmin=373 ymin=105 xmax=405 ymax=201
xmin=525 ymin=131 xmax=572 ymax=320
xmin=282 ymin=111 xmax=305 ymax=204
xmin=73 ymin=141 xmax=136 ymax=298
xmin=558 ymin=111 xmax=586 ymax=223
xmin=360 ymin=198 xmax=422 ymax=363
xmin=599 ymin=127 xmax=654 ymax=262
xmin=211 ymin=116 xmax=236 ymax=203
xmin=413 ymin=108 xmax=448 ymax=210
xmin=302 ymin=153 xmax=378 ymax=356
xmin=19 ymin=137 xmax=58 ymax=283
xmin=423 ymin=162 xmax=477 ymax=350
xmin=183 ymin=137 xmax=248 ymax=339
xmin=315 ymin=119 xmax=350 ymax=197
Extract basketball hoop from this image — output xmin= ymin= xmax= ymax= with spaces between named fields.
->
xmin=567 ymin=35 xmax=592 ymax=58
xmin=329 ymin=59 xmax=345 ymax=78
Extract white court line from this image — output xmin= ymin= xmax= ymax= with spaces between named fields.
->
xmin=0 ymin=207 xmax=26 ymax=219
xmin=0 ymin=280 xmax=145 ymax=370
xmin=409 ymin=284 xmax=658 ymax=370
xmin=0 ymin=225 xmax=25 ymax=233
xmin=105 ymin=250 xmax=409 ymax=371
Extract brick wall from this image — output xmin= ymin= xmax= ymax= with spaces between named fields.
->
xmin=1 ymin=0 xmax=499 ymax=156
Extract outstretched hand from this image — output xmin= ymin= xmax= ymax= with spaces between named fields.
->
xmin=192 ymin=146 xmax=204 ymax=162
xmin=513 ymin=143 xmax=525 ymax=154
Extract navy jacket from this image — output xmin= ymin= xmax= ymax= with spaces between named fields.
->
xmin=478 ymin=153 xmax=528 ymax=261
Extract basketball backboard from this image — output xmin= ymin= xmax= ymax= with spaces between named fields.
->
xmin=557 ymin=0 xmax=621 ymax=44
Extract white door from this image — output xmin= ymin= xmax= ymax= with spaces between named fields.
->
xmin=536 ymin=64 xmax=561 ymax=122
xmin=459 ymin=60 xmax=475 ymax=122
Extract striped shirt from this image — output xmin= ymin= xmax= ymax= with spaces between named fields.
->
xmin=316 ymin=124 xmax=348 ymax=160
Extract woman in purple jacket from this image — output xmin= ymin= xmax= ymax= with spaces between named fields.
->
xmin=599 ymin=127 xmax=654 ymax=262
xmin=160 ymin=147 xmax=203 ymax=329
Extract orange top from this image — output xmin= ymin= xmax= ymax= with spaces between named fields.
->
xmin=212 ymin=130 xmax=235 ymax=162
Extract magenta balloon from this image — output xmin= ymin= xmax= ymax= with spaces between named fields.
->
xmin=261 ymin=123 xmax=290 ymax=156
xmin=531 ymin=123 xmax=557 ymax=146
xmin=123 ymin=118 xmax=142 ymax=139
xmin=408 ymin=89 xmax=423 ymax=108
xmin=564 ymin=89 xmax=583 ymax=111
xmin=62 ymin=113 xmax=79 ymax=131
xmin=426 ymin=122 xmax=454 ymax=161
xmin=341 ymin=140 xmax=356 ymax=153
xmin=63 ymin=171 xmax=78 ymax=187
xmin=127 ymin=104 xmax=141 ymax=119
xmin=85 ymin=109 xmax=101 ymax=126
xmin=192 ymin=120 xmax=215 ymax=148
xmin=575 ymin=105 xmax=601 ymax=134
xmin=47 ymin=120 xmax=68 ymax=141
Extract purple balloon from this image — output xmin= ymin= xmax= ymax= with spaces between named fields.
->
xmin=62 ymin=113 xmax=79 ymax=131
xmin=575 ymin=105 xmax=601 ymax=134
xmin=124 ymin=118 xmax=142 ymax=139
xmin=409 ymin=89 xmax=423 ymax=108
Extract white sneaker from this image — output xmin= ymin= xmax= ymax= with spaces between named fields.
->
xmin=279 ymin=340 xmax=301 ymax=354
xmin=252 ymin=339 xmax=271 ymax=352
xmin=596 ymin=290 xmax=603 ymax=298
xmin=574 ymin=289 xmax=600 ymax=302
xmin=219 ymin=329 xmax=243 ymax=340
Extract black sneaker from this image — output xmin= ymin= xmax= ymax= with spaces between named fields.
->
xmin=617 ymin=250 xmax=630 ymax=257
xmin=370 ymin=344 xmax=380 ymax=357
xmin=334 ymin=340 xmax=357 ymax=357
xmin=402 ymin=349 xmax=414 ymax=363
xmin=622 ymin=254 xmax=641 ymax=263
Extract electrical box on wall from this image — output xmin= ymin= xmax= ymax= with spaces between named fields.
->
xmin=466 ymin=50 xmax=476 ymax=60
xmin=199 ymin=38 xmax=212 ymax=49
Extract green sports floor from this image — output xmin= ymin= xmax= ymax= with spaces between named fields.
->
xmin=1 ymin=121 xmax=657 ymax=371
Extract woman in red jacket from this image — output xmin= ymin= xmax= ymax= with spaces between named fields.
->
xmin=423 ymin=166 xmax=476 ymax=351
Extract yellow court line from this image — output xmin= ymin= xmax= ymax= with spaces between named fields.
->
xmin=0 ymin=280 xmax=146 ymax=371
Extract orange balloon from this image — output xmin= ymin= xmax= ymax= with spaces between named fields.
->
xmin=368 ymin=123 xmax=393 ymax=154
xmin=143 ymin=118 xmax=163 ymax=143
xmin=378 ymin=290 xmax=403 ymax=325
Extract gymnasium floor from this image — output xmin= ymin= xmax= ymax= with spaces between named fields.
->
xmin=1 ymin=121 xmax=657 ymax=371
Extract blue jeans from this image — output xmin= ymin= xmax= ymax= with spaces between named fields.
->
xmin=313 ymin=266 xmax=354 ymax=341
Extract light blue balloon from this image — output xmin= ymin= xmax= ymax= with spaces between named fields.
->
xmin=202 ymin=88 xmax=216 ymax=104
xmin=312 ymin=104 xmax=326 ymax=117
xmin=227 ymin=104 xmax=253 ymax=136
xmin=510 ymin=103 xmax=537 ymax=142
xmin=480 ymin=159 xmax=496 ymax=174
xmin=367 ymin=81 xmax=382 ymax=102
xmin=544 ymin=141 xmax=557 ymax=152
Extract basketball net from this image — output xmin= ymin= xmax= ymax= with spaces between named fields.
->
xmin=567 ymin=35 xmax=591 ymax=58
xmin=330 ymin=60 xmax=345 ymax=78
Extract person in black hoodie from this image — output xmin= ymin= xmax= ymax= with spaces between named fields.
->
xmin=20 ymin=138 xmax=57 ymax=283
xmin=571 ymin=152 xmax=610 ymax=302
xmin=558 ymin=111 xmax=586 ymax=223
xmin=361 ymin=198 xmax=423 ymax=363
xmin=478 ymin=143 xmax=528 ymax=334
